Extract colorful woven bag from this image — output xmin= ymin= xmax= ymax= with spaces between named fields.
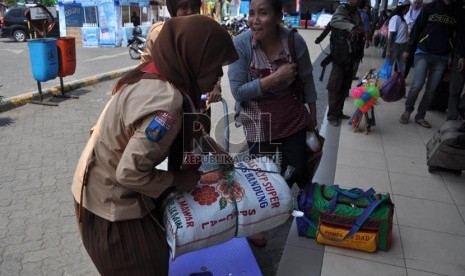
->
xmin=295 ymin=183 xmax=394 ymax=252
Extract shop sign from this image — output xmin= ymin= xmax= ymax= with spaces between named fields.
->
xmin=30 ymin=6 xmax=57 ymax=20
xmin=64 ymin=4 xmax=84 ymax=27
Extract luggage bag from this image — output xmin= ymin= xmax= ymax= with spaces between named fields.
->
xmin=296 ymin=183 xmax=394 ymax=252
xmin=426 ymin=120 xmax=465 ymax=175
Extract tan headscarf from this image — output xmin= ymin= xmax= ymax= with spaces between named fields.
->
xmin=152 ymin=15 xmax=238 ymax=109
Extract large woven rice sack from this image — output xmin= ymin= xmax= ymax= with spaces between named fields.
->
xmin=163 ymin=157 xmax=292 ymax=259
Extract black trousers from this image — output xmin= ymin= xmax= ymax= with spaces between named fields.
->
xmin=327 ymin=62 xmax=354 ymax=121
xmin=247 ymin=129 xmax=307 ymax=189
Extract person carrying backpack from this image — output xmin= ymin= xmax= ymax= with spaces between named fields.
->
xmin=326 ymin=0 xmax=365 ymax=126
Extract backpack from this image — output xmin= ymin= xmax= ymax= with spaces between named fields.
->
xmin=329 ymin=6 xmax=365 ymax=66
xmin=330 ymin=28 xmax=352 ymax=66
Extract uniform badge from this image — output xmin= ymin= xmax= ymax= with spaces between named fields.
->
xmin=145 ymin=111 xmax=175 ymax=142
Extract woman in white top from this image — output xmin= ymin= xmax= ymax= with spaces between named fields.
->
xmin=386 ymin=0 xmax=411 ymax=76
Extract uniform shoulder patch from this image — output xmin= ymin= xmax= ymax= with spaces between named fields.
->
xmin=145 ymin=111 xmax=176 ymax=142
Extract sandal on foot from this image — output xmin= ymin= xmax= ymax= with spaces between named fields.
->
xmin=415 ymin=119 xmax=431 ymax=128
xmin=399 ymin=111 xmax=410 ymax=124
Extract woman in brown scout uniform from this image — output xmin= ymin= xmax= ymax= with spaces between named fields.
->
xmin=72 ymin=15 xmax=238 ymax=275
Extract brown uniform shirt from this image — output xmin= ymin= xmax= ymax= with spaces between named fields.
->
xmin=72 ymin=78 xmax=184 ymax=221
xmin=140 ymin=22 xmax=164 ymax=64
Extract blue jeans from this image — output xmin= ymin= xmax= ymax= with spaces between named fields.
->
xmin=389 ymin=42 xmax=407 ymax=76
xmin=405 ymin=54 xmax=448 ymax=120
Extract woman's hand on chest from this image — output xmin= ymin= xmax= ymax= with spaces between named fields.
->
xmin=260 ymin=62 xmax=297 ymax=93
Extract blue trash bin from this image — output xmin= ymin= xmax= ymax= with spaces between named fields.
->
xmin=28 ymin=38 xmax=58 ymax=82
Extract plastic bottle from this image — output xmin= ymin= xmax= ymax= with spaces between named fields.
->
xmin=306 ymin=131 xmax=321 ymax=152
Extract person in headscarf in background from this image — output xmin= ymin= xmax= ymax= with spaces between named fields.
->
xmin=72 ymin=15 xmax=238 ymax=276
xmin=403 ymin=0 xmax=423 ymax=78
xmin=405 ymin=0 xmax=423 ymax=33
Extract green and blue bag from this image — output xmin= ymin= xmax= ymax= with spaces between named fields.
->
xmin=296 ymin=183 xmax=394 ymax=252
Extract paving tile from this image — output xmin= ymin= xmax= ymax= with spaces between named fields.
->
xmin=385 ymin=153 xmax=433 ymax=178
xmin=337 ymin=147 xmax=387 ymax=171
xmin=321 ymin=251 xmax=407 ymax=276
xmin=376 ymin=120 xmax=420 ymax=139
xmin=382 ymin=137 xmax=426 ymax=159
xmin=441 ymin=173 xmax=465 ymax=184
xmin=283 ymin=218 xmax=325 ymax=250
xmin=334 ymin=163 xmax=392 ymax=194
xmin=443 ymin=177 xmax=465 ymax=206
xmin=400 ymin=226 xmax=465 ymax=275
xmin=338 ymin=132 xmax=384 ymax=153
xmin=389 ymin=172 xmax=453 ymax=203
xmin=406 ymin=268 xmax=447 ymax=276
xmin=276 ymin=246 xmax=323 ymax=276
xmin=394 ymin=195 xmax=465 ymax=235
xmin=457 ymin=205 xmax=465 ymax=223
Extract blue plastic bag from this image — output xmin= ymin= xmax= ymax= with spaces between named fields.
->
xmin=378 ymin=59 xmax=392 ymax=79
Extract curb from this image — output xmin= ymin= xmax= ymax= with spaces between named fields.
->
xmin=0 ymin=65 xmax=136 ymax=113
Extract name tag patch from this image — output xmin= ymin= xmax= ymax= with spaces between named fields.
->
xmin=145 ymin=111 xmax=175 ymax=142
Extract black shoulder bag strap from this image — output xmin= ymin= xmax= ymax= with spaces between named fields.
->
xmin=287 ymin=28 xmax=306 ymax=101
xmin=288 ymin=28 xmax=298 ymax=63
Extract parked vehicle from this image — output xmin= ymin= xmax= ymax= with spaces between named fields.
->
xmin=127 ymin=26 xmax=146 ymax=60
xmin=221 ymin=15 xmax=249 ymax=37
xmin=0 ymin=6 xmax=59 ymax=42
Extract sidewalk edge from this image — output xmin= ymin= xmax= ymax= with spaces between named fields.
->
xmin=0 ymin=65 xmax=136 ymax=113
